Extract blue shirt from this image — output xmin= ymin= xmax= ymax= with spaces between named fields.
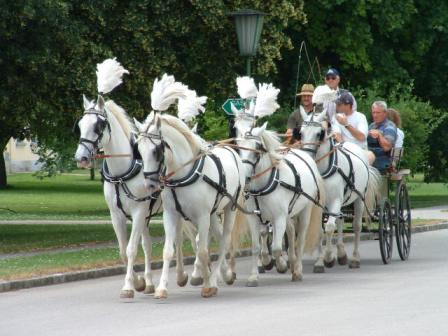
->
xmin=367 ymin=118 xmax=397 ymax=172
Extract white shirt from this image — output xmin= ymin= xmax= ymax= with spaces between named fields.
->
xmin=332 ymin=111 xmax=368 ymax=149
xmin=395 ymin=128 xmax=404 ymax=148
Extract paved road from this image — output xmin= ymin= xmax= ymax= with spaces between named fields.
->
xmin=1 ymin=230 xmax=448 ymax=336
xmin=412 ymin=205 xmax=448 ymax=220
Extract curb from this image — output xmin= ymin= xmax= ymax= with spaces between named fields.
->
xmin=1 ymin=222 xmax=447 ymax=293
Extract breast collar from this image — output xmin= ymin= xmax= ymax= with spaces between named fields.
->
xmin=320 ymin=138 xmax=338 ymax=179
xmin=101 ymin=136 xmax=143 ymax=184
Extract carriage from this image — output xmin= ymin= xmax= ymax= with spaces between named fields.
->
xmin=342 ymin=147 xmax=412 ymax=264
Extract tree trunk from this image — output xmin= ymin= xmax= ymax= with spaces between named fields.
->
xmin=0 ymin=136 xmax=10 ymax=189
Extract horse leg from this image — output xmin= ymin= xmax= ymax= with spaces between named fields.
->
xmin=210 ymin=207 xmax=234 ymax=291
xmin=323 ymin=200 xmax=341 ymax=268
xmin=110 ymin=210 xmax=128 ymax=264
xmin=272 ymin=215 xmax=288 ymax=274
xmin=175 ymin=221 xmax=188 ymax=287
xmin=260 ymin=226 xmax=272 ymax=269
xmin=154 ymin=210 xmax=179 ymax=299
xmin=246 ymin=214 xmax=261 ymax=287
xmin=292 ymin=207 xmax=312 ymax=281
xmin=120 ymin=210 xmax=146 ymax=299
xmin=336 ymin=217 xmax=348 ymax=265
xmin=285 ymin=219 xmax=296 ymax=275
xmin=349 ymin=199 xmax=363 ymax=269
xmin=196 ymin=215 xmax=214 ymax=298
xmin=141 ymin=226 xmax=155 ymax=294
xmin=313 ymin=230 xmax=325 ymax=273
xmin=190 ymin=233 xmax=204 ymax=286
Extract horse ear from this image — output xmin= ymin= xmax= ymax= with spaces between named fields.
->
xmin=134 ymin=118 xmax=143 ymax=132
xmin=191 ymin=123 xmax=198 ymax=134
xmin=83 ymin=94 xmax=91 ymax=110
xmin=252 ymin=121 xmax=268 ymax=137
xmin=97 ymin=95 xmax=105 ymax=111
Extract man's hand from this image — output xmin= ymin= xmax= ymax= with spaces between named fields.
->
xmin=335 ymin=113 xmax=348 ymax=126
xmin=334 ymin=133 xmax=342 ymax=143
xmin=286 ymin=129 xmax=293 ymax=137
xmin=369 ymin=129 xmax=381 ymax=139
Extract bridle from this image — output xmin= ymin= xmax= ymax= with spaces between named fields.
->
xmin=77 ymin=108 xmax=110 ymax=159
xmin=138 ymin=130 xmax=167 ymax=183
xmin=299 ymin=120 xmax=326 ymax=156
xmin=237 ymin=132 xmax=266 ymax=174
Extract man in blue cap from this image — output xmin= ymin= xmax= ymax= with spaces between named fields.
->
xmin=323 ymin=68 xmax=357 ymax=122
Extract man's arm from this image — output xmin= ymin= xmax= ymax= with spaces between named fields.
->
xmin=345 ymin=124 xmax=366 ymax=141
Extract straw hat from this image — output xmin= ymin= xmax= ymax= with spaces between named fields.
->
xmin=296 ymin=84 xmax=315 ymax=96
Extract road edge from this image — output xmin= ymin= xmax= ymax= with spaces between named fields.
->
xmin=1 ymin=222 xmax=447 ymax=293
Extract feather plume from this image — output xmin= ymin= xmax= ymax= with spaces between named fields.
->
xmin=237 ymin=76 xmax=258 ymax=99
xmin=96 ymin=58 xmax=129 ymax=94
xmin=312 ymin=85 xmax=337 ymax=104
xmin=151 ymin=74 xmax=189 ymax=111
xmin=254 ymin=83 xmax=280 ymax=118
xmin=178 ymin=89 xmax=207 ymax=122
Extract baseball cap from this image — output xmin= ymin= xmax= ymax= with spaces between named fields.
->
xmin=336 ymin=91 xmax=354 ymax=105
xmin=326 ymin=68 xmax=340 ymax=77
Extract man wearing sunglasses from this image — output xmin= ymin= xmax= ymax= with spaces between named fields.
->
xmin=324 ymin=68 xmax=357 ymax=122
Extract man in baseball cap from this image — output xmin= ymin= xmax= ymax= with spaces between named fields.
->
xmin=332 ymin=91 xmax=368 ymax=149
xmin=286 ymin=84 xmax=315 ymax=142
xmin=323 ymin=68 xmax=357 ymax=123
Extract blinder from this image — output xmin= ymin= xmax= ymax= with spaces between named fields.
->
xmin=293 ymin=127 xmax=301 ymax=141
xmin=319 ymin=129 xmax=325 ymax=141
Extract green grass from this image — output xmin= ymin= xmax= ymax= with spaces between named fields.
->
xmin=0 ymin=240 xmax=198 ymax=281
xmin=0 ymin=172 xmax=108 ymax=220
xmin=0 ymin=224 xmax=165 ymax=254
xmin=407 ymin=174 xmax=448 ymax=208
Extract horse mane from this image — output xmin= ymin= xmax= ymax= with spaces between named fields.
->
xmin=160 ymin=114 xmax=208 ymax=154
xmin=105 ymin=100 xmax=137 ymax=140
xmin=260 ymin=130 xmax=283 ymax=161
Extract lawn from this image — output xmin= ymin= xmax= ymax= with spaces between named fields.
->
xmin=0 ymin=224 xmax=165 ymax=254
xmin=406 ymin=174 xmax=448 ymax=208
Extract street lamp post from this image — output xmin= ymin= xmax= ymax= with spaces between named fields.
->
xmin=229 ymin=9 xmax=266 ymax=76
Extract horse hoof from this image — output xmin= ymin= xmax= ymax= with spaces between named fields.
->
xmin=324 ymin=258 xmax=336 ymax=268
xmin=276 ymin=261 xmax=288 ymax=274
xmin=154 ymin=289 xmax=168 ymax=299
xmin=134 ymin=276 xmax=146 ymax=292
xmin=292 ymin=273 xmax=303 ymax=282
xmin=177 ymin=274 xmax=188 ymax=287
xmin=263 ymin=258 xmax=275 ymax=271
xmin=338 ymin=254 xmax=348 ymax=266
xmin=313 ymin=265 xmax=325 ymax=273
xmin=349 ymin=260 xmax=361 ymax=269
xmin=246 ymin=280 xmax=259 ymax=287
xmin=201 ymin=287 xmax=218 ymax=298
xmin=143 ymin=285 xmax=155 ymax=294
xmin=258 ymin=266 xmax=266 ymax=274
xmin=225 ymin=273 xmax=236 ymax=286
xmin=120 ymin=289 xmax=134 ymax=299
xmin=190 ymin=276 xmax=204 ymax=286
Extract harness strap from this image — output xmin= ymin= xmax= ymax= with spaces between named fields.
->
xmin=114 ymin=184 xmax=130 ymax=219
xmin=171 ymin=188 xmax=190 ymax=221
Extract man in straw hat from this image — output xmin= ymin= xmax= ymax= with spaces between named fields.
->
xmin=286 ymin=83 xmax=315 ymax=140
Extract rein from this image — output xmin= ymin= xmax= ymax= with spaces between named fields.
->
xmin=95 ymin=153 xmax=132 ymax=159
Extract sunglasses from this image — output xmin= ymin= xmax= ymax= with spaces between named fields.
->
xmin=325 ymin=76 xmax=337 ymax=80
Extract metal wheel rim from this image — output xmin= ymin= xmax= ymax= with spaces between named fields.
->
xmin=379 ymin=199 xmax=393 ymax=264
xmin=396 ymin=181 xmax=411 ymax=260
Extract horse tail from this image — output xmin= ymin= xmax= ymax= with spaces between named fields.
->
xmin=304 ymin=170 xmax=326 ymax=253
xmin=181 ymin=219 xmax=198 ymax=252
xmin=230 ymin=195 xmax=250 ymax=256
xmin=364 ymin=165 xmax=381 ymax=221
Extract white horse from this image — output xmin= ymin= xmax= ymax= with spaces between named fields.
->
xmin=136 ymin=112 xmax=245 ymax=298
xmin=234 ymin=115 xmax=324 ymax=286
xmin=299 ymin=109 xmax=380 ymax=270
xmin=75 ymin=95 xmax=162 ymax=298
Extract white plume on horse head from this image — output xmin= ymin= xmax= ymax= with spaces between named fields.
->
xmin=151 ymin=74 xmax=189 ymax=112
xmin=178 ymin=89 xmax=207 ymax=122
xmin=254 ymin=83 xmax=280 ymax=118
xmin=236 ymin=76 xmax=258 ymax=99
xmin=312 ymin=85 xmax=337 ymax=105
xmin=96 ymin=58 xmax=129 ymax=94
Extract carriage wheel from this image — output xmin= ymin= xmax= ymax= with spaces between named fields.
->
xmin=395 ymin=180 xmax=411 ymax=260
xmin=379 ymin=198 xmax=393 ymax=264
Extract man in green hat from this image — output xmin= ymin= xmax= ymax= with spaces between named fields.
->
xmin=286 ymin=84 xmax=314 ymax=141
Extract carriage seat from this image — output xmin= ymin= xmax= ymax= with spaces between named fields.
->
xmin=387 ymin=147 xmax=410 ymax=180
